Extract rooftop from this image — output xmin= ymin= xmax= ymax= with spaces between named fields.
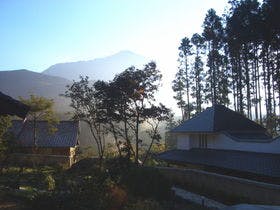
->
xmin=0 ymin=91 xmax=29 ymax=118
xmin=171 ymin=105 xmax=268 ymax=136
xmin=157 ymin=149 xmax=280 ymax=178
xmin=11 ymin=120 xmax=79 ymax=147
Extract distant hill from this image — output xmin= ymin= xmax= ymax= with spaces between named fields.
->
xmin=0 ymin=51 xmax=150 ymax=147
xmin=0 ymin=69 xmax=71 ymax=113
xmin=42 ymin=50 xmax=148 ymax=81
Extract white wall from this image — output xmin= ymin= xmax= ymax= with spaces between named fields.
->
xmin=189 ymin=134 xmax=199 ymax=148
xmin=177 ymin=134 xmax=190 ymax=150
xmin=175 ymin=133 xmax=280 ymax=154
xmin=207 ymin=134 xmax=280 ymax=154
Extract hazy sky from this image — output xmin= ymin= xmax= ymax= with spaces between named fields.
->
xmin=0 ymin=0 xmax=228 ymax=71
xmin=0 ymin=0 xmax=229 ymax=112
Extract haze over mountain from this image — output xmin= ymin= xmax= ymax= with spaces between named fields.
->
xmin=42 ymin=50 xmax=149 ymax=81
xmin=0 ymin=69 xmax=71 ymax=113
xmin=0 ymin=51 xmax=150 ymax=115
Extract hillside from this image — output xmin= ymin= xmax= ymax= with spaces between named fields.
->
xmin=42 ymin=50 xmax=148 ymax=81
xmin=0 ymin=69 xmax=71 ymax=113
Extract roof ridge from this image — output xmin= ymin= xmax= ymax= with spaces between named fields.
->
xmin=12 ymin=120 xmax=78 ymax=123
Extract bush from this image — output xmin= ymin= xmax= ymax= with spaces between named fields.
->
xmin=28 ymin=163 xmax=129 ymax=210
xmin=105 ymin=157 xmax=132 ymax=182
xmin=28 ymin=175 xmax=114 ymax=210
xmin=44 ymin=174 xmax=55 ymax=190
xmin=124 ymin=199 xmax=165 ymax=210
xmin=27 ymin=159 xmax=173 ymax=209
xmin=121 ymin=166 xmax=172 ymax=201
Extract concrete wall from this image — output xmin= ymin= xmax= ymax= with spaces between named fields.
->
xmin=17 ymin=147 xmax=71 ymax=156
xmin=8 ymin=153 xmax=76 ymax=167
xmin=175 ymin=133 xmax=280 ymax=154
xmin=157 ymin=166 xmax=280 ymax=205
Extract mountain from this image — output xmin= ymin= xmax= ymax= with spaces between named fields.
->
xmin=0 ymin=70 xmax=71 ymax=113
xmin=42 ymin=50 xmax=148 ymax=81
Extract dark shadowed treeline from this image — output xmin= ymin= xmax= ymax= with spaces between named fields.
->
xmin=172 ymin=0 xmax=279 ymax=135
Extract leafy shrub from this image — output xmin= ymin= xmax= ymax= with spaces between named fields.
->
xmin=124 ymin=199 xmax=165 ymax=210
xmin=44 ymin=174 xmax=55 ymax=190
xmin=28 ymin=175 xmax=113 ymax=210
xmin=105 ymin=157 xmax=132 ymax=182
xmin=28 ymin=163 xmax=129 ymax=210
xmin=27 ymin=159 xmax=173 ymax=209
xmin=121 ymin=166 xmax=172 ymax=201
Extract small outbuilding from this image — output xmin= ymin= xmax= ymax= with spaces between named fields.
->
xmin=10 ymin=120 xmax=80 ymax=167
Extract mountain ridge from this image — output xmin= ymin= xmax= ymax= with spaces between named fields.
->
xmin=0 ymin=69 xmax=72 ymax=113
xmin=42 ymin=50 xmax=148 ymax=81
xmin=0 ymin=50 xmax=149 ymax=114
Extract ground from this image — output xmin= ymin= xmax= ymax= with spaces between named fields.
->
xmin=0 ymin=160 xmax=214 ymax=210
xmin=0 ymin=198 xmax=23 ymax=210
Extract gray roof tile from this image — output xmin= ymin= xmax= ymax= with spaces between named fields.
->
xmin=157 ymin=149 xmax=280 ymax=177
xmin=11 ymin=120 xmax=79 ymax=147
xmin=172 ymin=105 xmax=267 ymax=134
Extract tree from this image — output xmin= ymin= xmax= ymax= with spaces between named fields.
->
xmin=95 ymin=62 xmax=170 ymax=164
xmin=190 ymin=33 xmax=205 ymax=113
xmin=20 ymin=95 xmax=58 ymax=147
xmin=0 ymin=116 xmax=12 ymax=160
xmin=172 ymin=68 xmax=186 ymax=121
xmin=178 ymin=37 xmax=193 ymax=119
xmin=63 ymin=77 xmax=106 ymax=162
xmin=0 ymin=116 xmax=11 ymax=141
xmin=203 ymin=9 xmax=229 ymax=106
xmin=173 ymin=0 xmax=280 ymax=136
xmin=225 ymin=0 xmax=279 ymax=134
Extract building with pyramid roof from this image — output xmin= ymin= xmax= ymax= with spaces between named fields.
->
xmin=158 ymin=105 xmax=280 ymax=178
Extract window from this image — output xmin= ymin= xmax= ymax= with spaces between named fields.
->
xmin=199 ymin=134 xmax=207 ymax=148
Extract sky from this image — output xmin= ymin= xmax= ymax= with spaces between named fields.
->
xmin=0 ymin=0 xmax=229 ymax=113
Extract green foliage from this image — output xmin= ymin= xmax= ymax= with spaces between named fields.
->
xmin=173 ymin=0 xmax=280 ymax=135
xmin=0 ymin=115 xmax=12 ymax=139
xmin=29 ymin=175 xmax=113 ymax=210
xmin=0 ymin=116 xmax=12 ymax=156
xmin=63 ymin=76 xmax=106 ymax=160
xmin=174 ymin=37 xmax=194 ymax=121
xmin=44 ymin=174 xmax=55 ymax=190
xmin=65 ymin=62 xmax=170 ymax=164
xmin=19 ymin=95 xmax=59 ymax=133
xmin=27 ymin=159 xmax=130 ymax=210
xmin=0 ymin=166 xmax=59 ymax=191
xmin=1 ymin=159 xmax=175 ymax=210
xmin=121 ymin=166 xmax=172 ymax=201
xmin=124 ymin=199 xmax=166 ymax=210
xmin=76 ymin=146 xmax=98 ymax=160
xmin=103 ymin=62 xmax=170 ymax=163
xmin=0 ymin=116 xmax=17 ymax=171
xmin=17 ymin=95 xmax=59 ymax=155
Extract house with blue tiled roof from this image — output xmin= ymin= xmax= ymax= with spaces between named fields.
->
xmin=158 ymin=105 xmax=280 ymax=178
xmin=10 ymin=120 xmax=80 ymax=167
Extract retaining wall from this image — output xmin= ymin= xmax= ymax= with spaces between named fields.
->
xmin=7 ymin=153 xmax=75 ymax=167
xmin=156 ymin=167 xmax=280 ymax=205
